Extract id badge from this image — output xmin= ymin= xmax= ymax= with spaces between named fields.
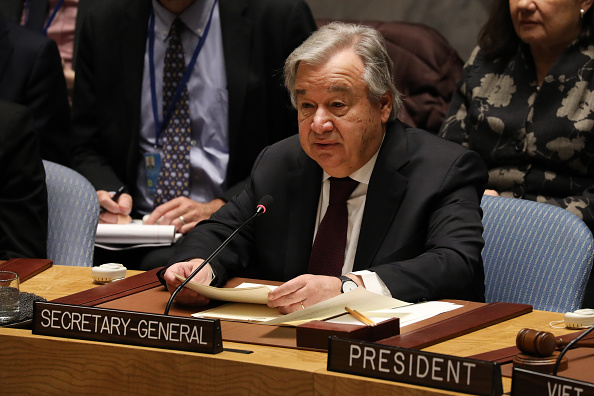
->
xmin=145 ymin=152 xmax=161 ymax=195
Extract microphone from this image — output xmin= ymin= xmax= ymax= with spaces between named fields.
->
xmin=164 ymin=195 xmax=274 ymax=315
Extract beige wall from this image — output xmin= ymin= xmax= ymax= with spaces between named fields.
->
xmin=304 ymin=0 xmax=491 ymax=61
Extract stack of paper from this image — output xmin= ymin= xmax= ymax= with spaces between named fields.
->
xmin=178 ymin=277 xmax=461 ymax=327
xmin=95 ymin=222 xmax=182 ymax=250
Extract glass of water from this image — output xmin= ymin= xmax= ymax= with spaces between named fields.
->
xmin=0 ymin=271 xmax=20 ymax=325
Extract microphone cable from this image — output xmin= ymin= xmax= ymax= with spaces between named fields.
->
xmin=552 ymin=323 xmax=594 ymax=375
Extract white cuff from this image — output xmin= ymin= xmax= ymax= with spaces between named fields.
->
xmin=350 ymin=270 xmax=392 ymax=297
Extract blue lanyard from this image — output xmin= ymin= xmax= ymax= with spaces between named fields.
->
xmin=148 ymin=0 xmax=218 ymax=147
xmin=43 ymin=0 xmax=64 ymax=35
xmin=24 ymin=0 xmax=64 ymax=35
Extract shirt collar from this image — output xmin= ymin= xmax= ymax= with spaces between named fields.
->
xmin=152 ymin=0 xmax=215 ymax=41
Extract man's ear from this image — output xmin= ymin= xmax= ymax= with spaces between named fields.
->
xmin=379 ymin=92 xmax=393 ymax=124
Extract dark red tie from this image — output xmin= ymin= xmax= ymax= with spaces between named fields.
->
xmin=308 ymin=177 xmax=359 ymax=276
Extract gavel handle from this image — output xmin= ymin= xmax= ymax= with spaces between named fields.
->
xmin=557 ymin=338 xmax=594 ymax=349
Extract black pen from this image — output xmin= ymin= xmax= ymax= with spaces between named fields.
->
xmin=100 ymin=185 xmax=126 ymax=214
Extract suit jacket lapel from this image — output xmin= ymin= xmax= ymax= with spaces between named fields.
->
xmin=2 ymin=0 xmax=24 ymax=23
xmin=25 ymin=0 xmax=48 ymax=32
xmin=218 ymin=0 xmax=250 ymax=141
xmin=119 ymin=2 xmax=149 ymax=118
xmin=283 ymin=151 xmax=322 ymax=279
xmin=119 ymin=1 xmax=151 ymax=182
xmin=354 ymin=122 xmax=410 ymax=271
xmin=0 ymin=18 xmax=11 ymax=82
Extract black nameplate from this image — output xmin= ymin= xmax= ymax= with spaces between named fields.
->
xmin=32 ymin=302 xmax=223 ymax=354
xmin=328 ymin=337 xmax=502 ymax=396
xmin=512 ymin=367 xmax=594 ymax=395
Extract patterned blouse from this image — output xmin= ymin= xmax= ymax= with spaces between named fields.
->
xmin=439 ymin=42 xmax=594 ymax=230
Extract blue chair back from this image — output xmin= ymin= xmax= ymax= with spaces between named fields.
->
xmin=480 ymin=195 xmax=594 ymax=312
xmin=43 ymin=160 xmax=99 ymax=266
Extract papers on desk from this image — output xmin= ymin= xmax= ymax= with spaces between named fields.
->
xmin=263 ymin=287 xmax=409 ymax=326
xmin=197 ymin=302 xmax=284 ymax=323
xmin=187 ymin=282 xmax=462 ymax=327
xmin=327 ymin=301 xmax=463 ymax=327
xmin=176 ymin=275 xmax=276 ymax=304
xmin=191 ymin=285 xmax=401 ymax=325
xmin=95 ymin=221 xmax=182 ymax=251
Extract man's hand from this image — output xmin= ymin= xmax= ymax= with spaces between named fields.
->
xmin=164 ymin=259 xmax=213 ymax=306
xmin=144 ymin=197 xmax=225 ymax=234
xmin=267 ymin=274 xmax=363 ymax=314
xmin=63 ymin=65 xmax=75 ymax=94
xmin=98 ymin=190 xmax=133 ymax=224
xmin=484 ymin=189 xmax=500 ymax=197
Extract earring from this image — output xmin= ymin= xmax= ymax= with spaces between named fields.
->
xmin=581 ymin=8 xmax=585 ymax=19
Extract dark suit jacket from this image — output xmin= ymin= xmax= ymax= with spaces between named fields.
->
xmin=0 ymin=0 xmax=24 ymax=23
xmin=71 ymin=0 xmax=316 ymax=207
xmin=0 ymin=0 xmax=84 ymax=67
xmin=0 ymin=100 xmax=48 ymax=260
xmin=0 ymin=16 xmax=71 ymax=165
xmin=170 ymin=121 xmax=489 ymax=303
xmin=0 ymin=0 xmax=48 ymax=31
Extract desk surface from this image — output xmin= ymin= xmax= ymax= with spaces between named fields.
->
xmin=1 ymin=265 xmax=576 ymax=395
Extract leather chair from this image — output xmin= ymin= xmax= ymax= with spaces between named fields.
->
xmin=316 ymin=19 xmax=464 ymax=134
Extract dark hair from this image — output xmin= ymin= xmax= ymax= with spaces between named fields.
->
xmin=479 ymin=0 xmax=594 ymax=60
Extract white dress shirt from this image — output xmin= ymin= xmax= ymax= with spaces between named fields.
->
xmin=313 ymin=143 xmax=392 ymax=297
xmin=136 ymin=0 xmax=229 ymax=214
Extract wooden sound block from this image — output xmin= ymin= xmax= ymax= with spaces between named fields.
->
xmin=296 ymin=317 xmax=400 ymax=351
xmin=513 ymin=352 xmax=568 ymax=374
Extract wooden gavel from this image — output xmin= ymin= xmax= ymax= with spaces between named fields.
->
xmin=516 ymin=328 xmax=594 ymax=357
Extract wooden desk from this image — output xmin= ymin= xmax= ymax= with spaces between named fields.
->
xmin=0 ymin=266 xmax=575 ymax=395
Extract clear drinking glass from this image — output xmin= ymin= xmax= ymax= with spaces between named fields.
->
xmin=0 ymin=271 xmax=20 ymax=324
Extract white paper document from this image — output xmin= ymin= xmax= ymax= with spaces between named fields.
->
xmin=183 ymin=278 xmax=462 ymax=327
xmin=176 ymin=275 xmax=275 ymax=304
xmin=196 ymin=303 xmax=284 ymax=323
xmin=327 ymin=301 xmax=462 ymax=327
xmin=191 ymin=286 xmax=410 ymax=326
xmin=263 ymin=287 xmax=409 ymax=326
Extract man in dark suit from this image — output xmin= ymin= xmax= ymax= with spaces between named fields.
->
xmin=0 ymin=16 xmax=71 ymax=165
xmin=70 ymin=0 xmax=316 ymax=268
xmin=163 ymin=22 xmax=488 ymax=312
xmin=0 ymin=0 xmax=48 ymax=31
xmin=0 ymin=100 xmax=48 ymax=260
xmin=0 ymin=0 xmax=29 ymax=25
xmin=0 ymin=0 xmax=82 ymax=96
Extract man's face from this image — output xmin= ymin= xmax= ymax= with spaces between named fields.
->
xmin=295 ymin=49 xmax=392 ymax=178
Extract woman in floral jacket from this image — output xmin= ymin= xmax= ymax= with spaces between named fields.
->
xmin=439 ymin=0 xmax=594 ymax=230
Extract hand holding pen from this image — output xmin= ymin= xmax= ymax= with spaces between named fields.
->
xmin=99 ymin=185 xmax=126 ymax=214
xmin=98 ymin=186 xmax=133 ymax=224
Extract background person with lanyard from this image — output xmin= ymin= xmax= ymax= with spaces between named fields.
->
xmin=70 ymin=0 xmax=317 ymax=270
xmin=0 ymin=0 xmax=79 ymax=97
